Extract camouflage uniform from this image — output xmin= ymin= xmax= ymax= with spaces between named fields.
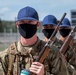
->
xmin=68 ymin=39 xmax=76 ymax=69
xmin=54 ymin=38 xmax=76 ymax=70
xmin=54 ymin=37 xmax=72 ymax=60
xmin=0 ymin=37 xmax=75 ymax=75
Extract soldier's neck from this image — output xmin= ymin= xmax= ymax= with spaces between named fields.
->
xmin=60 ymin=35 xmax=67 ymax=42
xmin=44 ymin=37 xmax=48 ymax=42
xmin=20 ymin=34 xmax=38 ymax=46
xmin=44 ymin=37 xmax=56 ymax=42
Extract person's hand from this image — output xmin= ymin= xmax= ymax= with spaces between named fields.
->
xmin=29 ymin=62 xmax=44 ymax=75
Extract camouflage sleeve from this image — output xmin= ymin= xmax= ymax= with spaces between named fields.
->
xmin=0 ymin=60 xmax=3 ymax=75
xmin=65 ymin=46 xmax=74 ymax=62
xmin=0 ymin=49 xmax=8 ymax=74
xmin=47 ymin=46 xmax=76 ymax=75
xmin=68 ymin=46 xmax=76 ymax=69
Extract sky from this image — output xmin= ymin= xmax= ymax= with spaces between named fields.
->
xmin=0 ymin=0 xmax=76 ymax=21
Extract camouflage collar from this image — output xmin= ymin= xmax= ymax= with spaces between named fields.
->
xmin=17 ymin=37 xmax=41 ymax=55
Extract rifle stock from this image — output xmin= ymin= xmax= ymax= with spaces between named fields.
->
xmin=32 ymin=13 xmax=66 ymax=75
xmin=36 ymin=13 xmax=67 ymax=63
xmin=36 ymin=41 xmax=54 ymax=63
xmin=60 ymin=26 xmax=76 ymax=54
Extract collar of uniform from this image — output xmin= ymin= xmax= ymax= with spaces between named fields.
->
xmin=55 ymin=37 xmax=63 ymax=44
xmin=71 ymin=39 xmax=76 ymax=51
xmin=17 ymin=37 xmax=41 ymax=55
xmin=54 ymin=37 xmax=63 ymax=49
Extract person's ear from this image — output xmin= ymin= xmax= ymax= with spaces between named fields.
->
xmin=37 ymin=22 xmax=40 ymax=28
xmin=16 ymin=22 xmax=19 ymax=28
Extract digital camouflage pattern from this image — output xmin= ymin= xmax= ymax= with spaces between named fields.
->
xmin=0 ymin=37 xmax=76 ymax=75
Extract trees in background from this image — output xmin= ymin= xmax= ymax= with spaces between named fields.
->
xmin=0 ymin=18 xmax=4 ymax=32
xmin=0 ymin=20 xmax=17 ymax=33
xmin=0 ymin=20 xmax=42 ymax=33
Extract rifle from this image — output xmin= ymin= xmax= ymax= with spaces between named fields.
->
xmin=60 ymin=26 xmax=76 ymax=55
xmin=35 ymin=13 xmax=67 ymax=63
xmin=20 ymin=13 xmax=66 ymax=75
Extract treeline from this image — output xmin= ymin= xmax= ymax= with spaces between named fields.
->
xmin=0 ymin=19 xmax=17 ymax=32
xmin=0 ymin=19 xmax=42 ymax=33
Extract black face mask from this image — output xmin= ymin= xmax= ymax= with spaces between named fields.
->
xmin=59 ymin=29 xmax=71 ymax=37
xmin=18 ymin=23 xmax=37 ymax=39
xmin=42 ymin=29 xmax=55 ymax=39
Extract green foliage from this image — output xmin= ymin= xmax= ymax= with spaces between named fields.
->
xmin=0 ymin=20 xmax=17 ymax=32
xmin=0 ymin=20 xmax=42 ymax=33
xmin=0 ymin=18 xmax=4 ymax=32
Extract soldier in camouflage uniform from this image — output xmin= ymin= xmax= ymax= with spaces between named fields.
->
xmin=70 ymin=39 xmax=76 ymax=69
xmin=42 ymin=15 xmax=76 ymax=74
xmin=59 ymin=18 xmax=72 ymax=59
xmin=42 ymin=15 xmax=58 ymax=42
xmin=59 ymin=18 xmax=76 ymax=70
xmin=41 ymin=14 xmax=62 ymax=49
xmin=0 ymin=6 xmax=76 ymax=75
